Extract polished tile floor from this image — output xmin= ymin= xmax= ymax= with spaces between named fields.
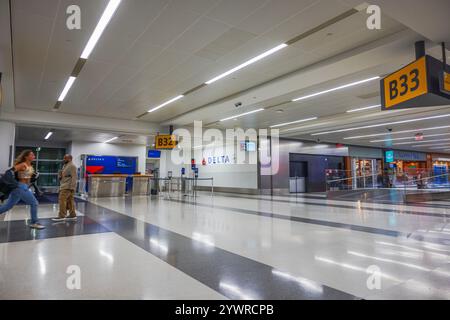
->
xmin=0 ymin=192 xmax=449 ymax=300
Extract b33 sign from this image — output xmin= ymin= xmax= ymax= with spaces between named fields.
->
xmin=382 ymin=56 xmax=428 ymax=109
xmin=155 ymin=135 xmax=177 ymax=149
xmin=381 ymin=55 xmax=450 ymax=110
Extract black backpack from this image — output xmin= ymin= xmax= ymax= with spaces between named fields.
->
xmin=0 ymin=168 xmax=19 ymax=202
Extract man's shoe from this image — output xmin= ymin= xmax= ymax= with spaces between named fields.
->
xmin=29 ymin=223 xmax=45 ymax=230
xmin=51 ymin=217 xmax=66 ymax=222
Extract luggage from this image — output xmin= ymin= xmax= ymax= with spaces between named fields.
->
xmin=0 ymin=168 xmax=19 ymax=201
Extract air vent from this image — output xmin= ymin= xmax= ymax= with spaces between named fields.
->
xmin=357 ymin=91 xmax=380 ymax=99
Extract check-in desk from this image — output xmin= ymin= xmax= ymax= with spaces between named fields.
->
xmin=132 ymin=175 xmax=152 ymax=196
xmin=88 ymin=174 xmax=127 ymax=197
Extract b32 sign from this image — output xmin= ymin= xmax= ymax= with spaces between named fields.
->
xmin=381 ymin=56 xmax=428 ymax=109
xmin=155 ymin=135 xmax=177 ymax=149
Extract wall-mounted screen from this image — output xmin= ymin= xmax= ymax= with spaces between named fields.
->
xmin=148 ymin=150 xmax=161 ymax=158
xmin=86 ymin=155 xmax=137 ymax=174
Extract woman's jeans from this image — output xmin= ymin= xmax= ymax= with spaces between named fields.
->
xmin=0 ymin=183 xmax=39 ymax=223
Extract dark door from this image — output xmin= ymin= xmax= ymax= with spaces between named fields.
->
xmin=290 ymin=161 xmax=308 ymax=178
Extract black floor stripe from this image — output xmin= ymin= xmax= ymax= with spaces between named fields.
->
xmin=77 ymin=201 xmax=358 ymax=300
xmin=165 ymin=198 xmax=450 ymax=246
xmin=212 ymin=193 xmax=450 ymax=218
xmin=0 ymin=216 xmax=111 ymax=244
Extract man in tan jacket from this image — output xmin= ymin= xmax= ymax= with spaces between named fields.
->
xmin=52 ymin=155 xmax=78 ymax=222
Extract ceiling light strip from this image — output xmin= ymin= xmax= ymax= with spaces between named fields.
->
xmin=292 ymin=76 xmax=380 ymax=102
xmin=55 ymin=0 xmax=122 ymax=109
xmin=205 ymin=44 xmax=288 ymax=85
xmin=270 ymin=117 xmax=318 ymax=128
xmin=394 ymin=138 xmax=450 ymax=146
xmin=371 ymin=132 xmax=450 ymax=143
xmin=220 ymin=108 xmax=264 ymax=122
xmin=138 ymin=9 xmax=361 ymax=118
xmin=104 ymin=137 xmax=118 ymax=143
xmin=57 ymin=76 xmax=76 ymax=102
xmin=310 ymin=114 xmax=450 ymax=136
xmin=44 ymin=132 xmax=53 ymax=140
xmin=80 ymin=0 xmax=122 ymax=59
xmin=343 ymin=125 xmax=450 ymax=140
xmin=346 ymin=104 xmax=381 ymax=113
xmin=148 ymin=95 xmax=184 ymax=113
xmin=411 ymin=143 xmax=450 ymax=148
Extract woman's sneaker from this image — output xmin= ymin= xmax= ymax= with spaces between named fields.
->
xmin=29 ymin=223 xmax=45 ymax=229
xmin=51 ymin=217 xmax=66 ymax=222
xmin=65 ymin=216 xmax=77 ymax=221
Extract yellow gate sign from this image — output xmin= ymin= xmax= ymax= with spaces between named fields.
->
xmin=443 ymin=72 xmax=450 ymax=93
xmin=155 ymin=135 xmax=177 ymax=149
xmin=382 ymin=56 xmax=429 ymax=109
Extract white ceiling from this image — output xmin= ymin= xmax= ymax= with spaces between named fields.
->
xmin=6 ymin=0 xmax=450 ymax=155
xmin=16 ymin=125 xmax=153 ymax=146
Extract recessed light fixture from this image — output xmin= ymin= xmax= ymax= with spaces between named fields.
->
xmin=205 ymin=44 xmax=288 ymax=85
xmin=346 ymin=104 xmax=381 ymax=113
xmin=58 ymin=76 xmax=76 ymax=102
xmin=44 ymin=132 xmax=53 ymax=140
xmin=103 ymin=137 xmax=118 ymax=143
xmin=270 ymin=117 xmax=318 ymax=128
xmin=220 ymin=108 xmax=264 ymax=122
xmin=343 ymin=125 xmax=450 ymax=140
xmin=148 ymin=95 xmax=184 ymax=113
xmin=292 ymin=76 xmax=380 ymax=102
xmin=80 ymin=0 xmax=122 ymax=59
xmin=311 ymin=114 xmax=450 ymax=136
xmin=371 ymin=133 xmax=450 ymax=143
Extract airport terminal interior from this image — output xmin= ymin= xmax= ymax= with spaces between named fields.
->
xmin=0 ymin=0 xmax=450 ymax=300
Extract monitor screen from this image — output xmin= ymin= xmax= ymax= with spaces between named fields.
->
xmin=148 ymin=149 xmax=161 ymax=158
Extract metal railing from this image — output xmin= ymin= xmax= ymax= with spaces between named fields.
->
xmin=326 ymin=170 xmax=450 ymax=192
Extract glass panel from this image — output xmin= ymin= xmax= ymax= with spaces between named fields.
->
xmin=37 ymin=161 xmax=63 ymax=173
xmin=37 ymin=174 xmax=59 ymax=187
xmin=38 ymin=148 xmax=66 ymax=160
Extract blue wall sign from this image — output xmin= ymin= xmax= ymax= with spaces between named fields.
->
xmin=385 ymin=150 xmax=394 ymax=163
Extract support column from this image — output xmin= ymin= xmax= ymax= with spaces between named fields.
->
xmin=0 ymin=121 xmax=15 ymax=171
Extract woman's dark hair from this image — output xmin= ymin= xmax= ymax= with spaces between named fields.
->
xmin=15 ymin=149 xmax=34 ymax=165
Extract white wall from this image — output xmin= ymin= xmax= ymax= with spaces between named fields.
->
xmin=0 ymin=121 xmax=15 ymax=171
xmin=69 ymin=141 xmax=147 ymax=173
xmin=158 ymin=136 xmax=258 ymax=189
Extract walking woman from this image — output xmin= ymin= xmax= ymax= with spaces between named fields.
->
xmin=0 ymin=150 xmax=45 ymax=229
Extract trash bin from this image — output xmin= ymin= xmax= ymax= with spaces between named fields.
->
xmin=289 ymin=177 xmax=306 ymax=193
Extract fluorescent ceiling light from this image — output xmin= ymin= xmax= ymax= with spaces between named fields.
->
xmin=80 ymin=0 xmax=122 ymax=59
xmin=292 ymin=76 xmax=380 ymax=102
xmin=311 ymin=114 xmax=450 ymax=136
xmin=344 ymin=125 xmax=450 ymax=140
xmin=346 ymin=104 xmax=381 ymax=113
xmin=270 ymin=117 xmax=318 ymax=128
xmin=371 ymin=133 xmax=450 ymax=143
xmin=44 ymin=132 xmax=53 ymax=140
xmin=103 ymin=137 xmax=118 ymax=143
xmin=220 ymin=108 xmax=264 ymax=122
xmin=57 ymin=76 xmax=76 ymax=101
xmin=411 ymin=143 xmax=450 ymax=148
xmin=205 ymin=44 xmax=288 ymax=85
xmin=394 ymin=138 xmax=450 ymax=145
xmin=148 ymin=95 xmax=184 ymax=113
